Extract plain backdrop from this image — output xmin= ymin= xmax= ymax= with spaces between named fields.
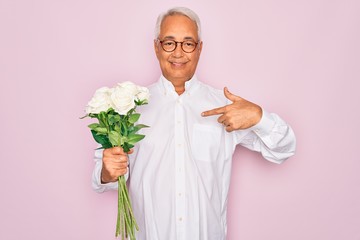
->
xmin=1 ymin=0 xmax=359 ymax=239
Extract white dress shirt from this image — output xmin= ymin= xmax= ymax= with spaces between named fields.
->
xmin=92 ymin=75 xmax=296 ymax=240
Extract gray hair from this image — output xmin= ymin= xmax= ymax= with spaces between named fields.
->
xmin=154 ymin=7 xmax=202 ymax=40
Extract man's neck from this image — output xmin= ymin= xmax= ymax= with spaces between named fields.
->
xmin=164 ymin=76 xmax=193 ymax=95
xmin=173 ymin=84 xmax=185 ymax=95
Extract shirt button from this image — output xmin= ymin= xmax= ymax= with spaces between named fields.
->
xmin=177 ymin=143 xmax=182 ymax=147
xmin=179 ymin=217 xmax=183 ymax=221
xmin=178 ymin=193 xmax=182 ymax=196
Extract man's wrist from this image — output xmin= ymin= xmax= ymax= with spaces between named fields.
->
xmin=100 ymin=169 xmax=111 ymax=184
xmin=249 ymin=110 xmax=275 ymax=137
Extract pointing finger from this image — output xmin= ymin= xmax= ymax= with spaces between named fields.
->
xmin=201 ymin=106 xmax=226 ymax=117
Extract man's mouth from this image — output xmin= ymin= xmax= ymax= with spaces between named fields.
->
xmin=170 ymin=61 xmax=187 ymax=67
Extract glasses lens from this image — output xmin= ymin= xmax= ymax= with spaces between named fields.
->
xmin=182 ymin=41 xmax=197 ymax=53
xmin=161 ymin=40 xmax=176 ymax=52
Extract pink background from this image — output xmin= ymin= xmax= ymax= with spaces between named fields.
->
xmin=1 ymin=0 xmax=359 ymax=239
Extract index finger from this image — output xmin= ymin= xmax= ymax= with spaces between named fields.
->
xmin=113 ymin=147 xmax=134 ymax=155
xmin=201 ymin=106 xmax=226 ymax=117
xmin=104 ymin=147 xmax=126 ymax=156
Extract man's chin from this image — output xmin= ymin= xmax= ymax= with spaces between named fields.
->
xmin=164 ymin=73 xmax=191 ymax=82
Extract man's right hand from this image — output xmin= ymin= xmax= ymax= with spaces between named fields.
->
xmin=101 ymin=147 xmax=133 ymax=183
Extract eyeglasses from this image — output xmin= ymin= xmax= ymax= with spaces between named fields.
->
xmin=158 ymin=39 xmax=199 ymax=53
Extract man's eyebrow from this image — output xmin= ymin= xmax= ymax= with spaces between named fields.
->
xmin=161 ymin=36 xmax=176 ymax=40
xmin=183 ymin=36 xmax=196 ymax=41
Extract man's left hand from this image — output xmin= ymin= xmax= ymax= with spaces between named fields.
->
xmin=201 ymin=87 xmax=262 ymax=132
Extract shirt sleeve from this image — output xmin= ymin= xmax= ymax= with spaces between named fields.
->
xmin=234 ymin=109 xmax=296 ymax=164
xmin=91 ymin=148 xmax=118 ymax=193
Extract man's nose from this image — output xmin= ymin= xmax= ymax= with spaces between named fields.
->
xmin=172 ymin=42 xmax=184 ymax=57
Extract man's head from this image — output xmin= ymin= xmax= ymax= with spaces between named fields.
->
xmin=154 ymin=7 xmax=203 ymax=91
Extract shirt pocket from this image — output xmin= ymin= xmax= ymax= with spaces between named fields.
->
xmin=191 ymin=124 xmax=222 ymax=162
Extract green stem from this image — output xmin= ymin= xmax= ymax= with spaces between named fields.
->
xmin=116 ymin=175 xmax=138 ymax=239
xmin=120 ymin=177 xmax=139 ymax=231
xmin=120 ymin=177 xmax=133 ymax=238
xmin=116 ymin=177 xmax=120 ymax=237
xmin=116 ymin=176 xmax=126 ymax=239
xmin=121 ymin=190 xmax=125 ymax=240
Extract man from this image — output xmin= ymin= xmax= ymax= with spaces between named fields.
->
xmin=92 ymin=7 xmax=296 ymax=240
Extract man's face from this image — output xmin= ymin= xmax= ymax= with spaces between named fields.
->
xmin=154 ymin=14 xmax=202 ymax=86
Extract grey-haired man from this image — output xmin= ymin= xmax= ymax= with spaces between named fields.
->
xmin=92 ymin=7 xmax=296 ymax=240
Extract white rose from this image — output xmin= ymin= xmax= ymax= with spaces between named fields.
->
xmin=85 ymin=87 xmax=112 ymax=114
xmin=136 ymin=86 xmax=150 ymax=103
xmin=117 ymin=81 xmax=139 ymax=96
xmin=110 ymin=85 xmax=136 ymax=115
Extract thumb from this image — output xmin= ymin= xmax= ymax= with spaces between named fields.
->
xmin=224 ymin=87 xmax=241 ymax=102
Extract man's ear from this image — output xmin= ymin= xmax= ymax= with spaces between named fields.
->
xmin=198 ymin=41 xmax=203 ymax=54
xmin=154 ymin=40 xmax=160 ymax=59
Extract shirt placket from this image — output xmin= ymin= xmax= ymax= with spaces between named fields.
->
xmin=175 ymin=97 xmax=186 ymax=240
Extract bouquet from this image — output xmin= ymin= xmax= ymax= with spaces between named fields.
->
xmin=83 ymin=81 xmax=150 ymax=239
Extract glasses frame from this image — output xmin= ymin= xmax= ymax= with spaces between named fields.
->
xmin=158 ymin=39 xmax=199 ymax=53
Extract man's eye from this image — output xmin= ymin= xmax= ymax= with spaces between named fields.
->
xmin=184 ymin=42 xmax=195 ymax=47
xmin=163 ymin=41 xmax=175 ymax=46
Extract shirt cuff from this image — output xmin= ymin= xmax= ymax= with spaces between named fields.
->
xmin=248 ymin=109 xmax=276 ymax=137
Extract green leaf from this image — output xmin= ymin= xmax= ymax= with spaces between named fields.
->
xmin=132 ymin=124 xmax=149 ymax=133
xmin=127 ymin=108 xmax=135 ymax=116
xmin=135 ymin=99 xmax=148 ymax=106
xmin=122 ymin=142 xmax=134 ymax=153
xmin=114 ymin=124 xmax=121 ymax=132
xmin=128 ymin=113 xmax=140 ymax=124
xmin=88 ymin=113 xmax=98 ymax=118
xmin=98 ymin=112 xmax=108 ymax=127
xmin=121 ymin=121 xmax=128 ymax=136
xmin=127 ymin=133 xmax=145 ymax=145
xmin=109 ymin=114 xmax=121 ymax=125
xmin=98 ymin=111 xmax=106 ymax=120
xmin=106 ymin=108 xmax=115 ymax=114
xmin=122 ymin=143 xmax=130 ymax=152
xmin=91 ymin=130 xmax=112 ymax=148
xmin=88 ymin=123 xmax=100 ymax=130
xmin=108 ymin=130 xmax=121 ymax=146
xmin=94 ymin=127 xmax=108 ymax=134
xmin=119 ymin=136 xmax=127 ymax=146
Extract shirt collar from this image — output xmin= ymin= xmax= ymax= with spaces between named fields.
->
xmin=159 ymin=75 xmax=199 ymax=96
